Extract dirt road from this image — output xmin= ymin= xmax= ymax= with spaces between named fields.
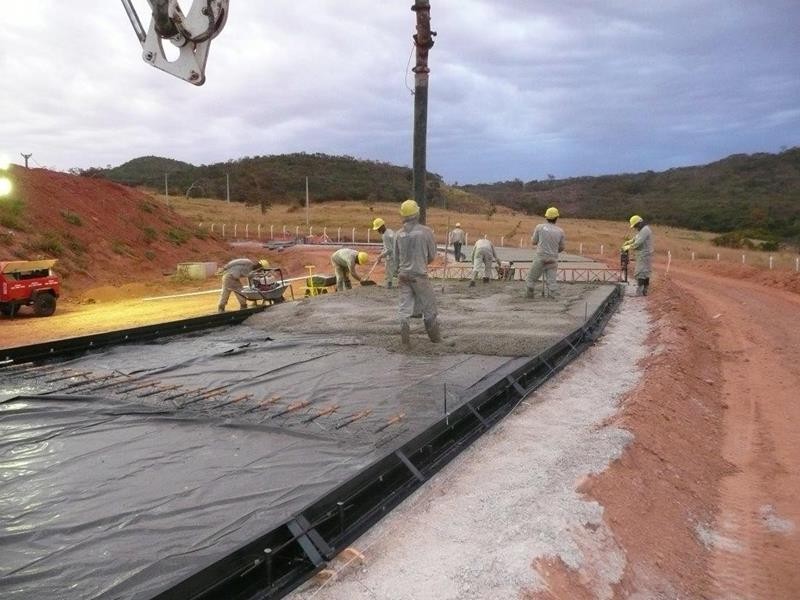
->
xmin=669 ymin=265 xmax=800 ymax=598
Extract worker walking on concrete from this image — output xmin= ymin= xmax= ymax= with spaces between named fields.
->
xmin=331 ymin=248 xmax=369 ymax=291
xmin=469 ymin=236 xmax=500 ymax=287
xmin=372 ymin=218 xmax=396 ymax=288
xmin=622 ymin=215 xmax=654 ymax=296
xmin=392 ymin=199 xmax=440 ymax=344
xmin=218 ymin=258 xmax=269 ymax=312
xmin=449 ymin=223 xmax=466 ymax=262
xmin=525 ymin=207 xmax=565 ymax=299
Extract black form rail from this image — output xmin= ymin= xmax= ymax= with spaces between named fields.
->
xmin=150 ymin=284 xmax=625 ymax=600
xmin=0 ymin=307 xmax=265 ymax=365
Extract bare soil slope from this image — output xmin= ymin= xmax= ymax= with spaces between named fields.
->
xmin=1 ymin=166 xmax=232 ymax=295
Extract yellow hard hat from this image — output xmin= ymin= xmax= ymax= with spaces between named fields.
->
xmin=372 ymin=218 xmax=385 ymax=231
xmin=455 ymin=222 xmax=461 ymax=227
xmin=545 ymin=207 xmax=560 ymax=219
xmin=357 ymin=251 xmax=369 ymax=265
xmin=400 ymin=199 xmax=420 ymax=217
xmin=629 ymin=215 xmax=643 ymax=228
xmin=258 ymin=259 xmax=270 ymax=269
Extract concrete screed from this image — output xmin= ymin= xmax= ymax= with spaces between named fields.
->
xmin=287 ymin=294 xmax=651 ymax=600
xmin=264 ymin=280 xmax=613 ymax=357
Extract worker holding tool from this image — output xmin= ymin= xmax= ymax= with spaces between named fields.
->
xmin=392 ymin=199 xmax=440 ymax=344
xmin=330 ymin=248 xmax=369 ymax=291
xmin=372 ymin=217 xmax=396 ymax=288
xmin=449 ymin=222 xmax=466 ymax=261
xmin=525 ymin=207 xmax=566 ymax=299
xmin=622 ymin=215 xmax=654 ymax=296
xmin=469 ymin=235 xmax=500 ymax=287
xmin=218 ymin=258 xmax=269 ymax=312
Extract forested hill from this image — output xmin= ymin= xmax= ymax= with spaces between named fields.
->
xmin=85 ymin=153 xmax=459 ymax=208
xmin=82 ymin=148 xmax=800 ymax=241
xmin=459 ymin=147 xmax=800 ymax=242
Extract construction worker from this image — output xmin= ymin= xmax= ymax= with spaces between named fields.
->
xmin=622 ymin=215 xmax=654 ymax=296
xmin=372 ymin=218 xmax=396 ymax=288
xmin=218 ymin=258 xmax=269 ymax=312
xmin=392 ymin=199 xmax=440 ymax=344
xmin=449 ymin=222 xmax=466 ymax=261
xmin=525 ymin=207 xmax=565 ymax=299
xmin=469 ymin=236 xmax=500 ymax=287
xmin=331 ymin=248 xmax=369 ymax=291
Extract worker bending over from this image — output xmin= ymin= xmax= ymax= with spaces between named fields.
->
xmin=449 ymin=222 xmax=466 ymax=262
xmin=331 ymin=248 xmax=368 ymax=291
xmin=469 ymin=236 xmax=500 ymax=287
xmin=393 ymin=199 xmax=440 ymax=345
xmin=525 ymin=207 xmax=565 ymax=299
xmin=622 ymin=215 xmax=654 ymax=296
xmin=372 ymin=218 xmax=396 ymax=288
xmin=218 ymin=258 xmax=269 ymax=312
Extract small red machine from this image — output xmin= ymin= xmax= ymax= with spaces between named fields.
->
xmin=0 ymin=259 xmax=61 ymax=317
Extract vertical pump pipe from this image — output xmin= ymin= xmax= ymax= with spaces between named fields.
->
xmin=412 ymin=1 xmax=435 ymax=224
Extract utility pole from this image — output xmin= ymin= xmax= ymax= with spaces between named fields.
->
xmin=20 ymin=153 xmax=32 ymax=169
xmin=305 ymin=176 xmax=310 ymax=226
xmin=226 ymin=172 xmax=230 ymax=202
xmin=164 ymin=172 xmax=169 ymax=197
xmin=412 ymin=0 xmax=435 ymax=224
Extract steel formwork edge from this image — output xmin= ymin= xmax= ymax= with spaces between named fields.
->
xmin=151 ymin=284 xmax=624 ymax=600
xmin=0 ymin=307 xmax=266 ymax=366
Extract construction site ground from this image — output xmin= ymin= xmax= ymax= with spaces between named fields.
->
xmin=2 ymin=250 xmax=799 ymax=598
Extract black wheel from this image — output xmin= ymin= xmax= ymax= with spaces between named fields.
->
xmin=32 ymin=293 xmax=56 ymax=317
xmin=0 ymin=304 xmax=14 ymax=317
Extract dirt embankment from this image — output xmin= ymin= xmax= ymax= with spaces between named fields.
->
xmin=1 ymin=166 xmax=233 ymax=296
xmin=534 ymin=267 xmax=800 ymax=598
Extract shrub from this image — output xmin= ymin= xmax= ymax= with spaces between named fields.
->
xmin=61 ymin=210 xmax=83 ymax=226
xmin=0 ymin=197 xmax=26 ymax=230
xmin=142 ymin=226 xmax=158 ymax=243
xmin=139 ymin=200 xmax=156 ymax=213
xmin=165 ymin=228 xmax=190 ymax=245
xmin=111 ymin=240 xmax=130 ymax=255
xmin=144 ymin=250 xmax=156 ymax=261
xmin=30 ymin=232 xmax=64 ymax=256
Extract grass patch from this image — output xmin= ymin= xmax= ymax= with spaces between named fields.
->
xmin=139 ymin=200 xmax=156 ymax=213
xmin=111 ymin=240 xmax=131 ymax=255
xmin=142 ymin=226 xmax=158 ymax=243
xmin=0 ymin=197 xmax=26 ymax=230
xmin=29 ymin=232 xmax=64 ymax=256
xmin=144 ymin=250 xmax=156 ymax=261
xmin=64 ymin=233 xmax=86 ymax=254
xmin=61 ymin=210 xmax=83 ymax=226
xmin=165 ymin=227 xmax=190 ymax=245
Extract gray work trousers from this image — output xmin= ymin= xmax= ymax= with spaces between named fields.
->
xmin=398 ymin=273 xmax=437 ymax=323
xmin=471 ymin=250 xmax=494 ymax=281
xmin=332 ymin=260 xmax=352 ymax=291
xmin=384 ymin=256 xmax=397 ymax=286
xmin=525 ymin=256 xmax=559 ymax=297
xmin=218 ymin=273 xmax=246 ymax=310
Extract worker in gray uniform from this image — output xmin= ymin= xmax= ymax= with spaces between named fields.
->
xmin=469 ymin=236 xmax=500 ymax=287
xmin=218 ymin=258 xmax=269 ymax=312
xmin=449 ymin=222 xmax=466 ymax=261
xmin=330 ymin=248 xmax=369 ymax=291
xmin=372 ymin=217 xmax=396 ymax=288
xmin=392 ymin=199 xmax=440 ymax=345
xmin=525 ymin=207 xmax=566 ymax=299
xmin=622 ymin=215 xmax=654 ymax=296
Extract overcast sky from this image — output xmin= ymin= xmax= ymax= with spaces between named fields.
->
xmin=2 ymin=1 xmax=798 ymax=183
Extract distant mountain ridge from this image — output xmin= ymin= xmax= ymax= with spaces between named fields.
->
xmin=84 ymin=148 xmax=800 ymax=242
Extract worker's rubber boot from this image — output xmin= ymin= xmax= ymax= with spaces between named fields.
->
xmin=400 ymin=320 xmax=411 ymax=346
xmin=525 ymin=287 xmax=535 ymax=299
xmin=483 ymin=277 xmax=489 ymax=284
xmin=344 ymin=279 xmax=352 ymax=290
xmin=635 ymin=279 xmax=645 ymax=296
xmin=642 ymin=278 xmax=650 ymax=296
xmin=387 ymin=281 xmax=393 ymax=289
xmin=469 ymin=280 xmax=476 ymax=288
xmin=424 ymin=317 xmax=442 ymax=343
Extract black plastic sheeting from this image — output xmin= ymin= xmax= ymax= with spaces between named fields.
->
xmin=1 ymin=327 xmax=510 ymax=600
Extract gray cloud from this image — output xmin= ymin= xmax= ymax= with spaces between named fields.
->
xmin=1 ymin=1 xmax=798 ymax=183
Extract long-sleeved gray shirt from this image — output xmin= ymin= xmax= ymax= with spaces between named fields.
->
xmin=380 ymin=228 xmax=396 ymax=259
xmin=222 ymin=258 xmax=257 ymax=278
xmin=331 ymin=248 xmax=359 ymax=270
xmin=449 ymin=227 xmax=466 ymax=244
xmin=531 ymin=223 xmax=566 ymax=260
xmin=472 ymin=238 xmax=498 ymax=261
xmin=393 ymin=217 xmax=437 ymax=276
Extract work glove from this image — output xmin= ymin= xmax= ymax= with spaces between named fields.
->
xmin=621 ymin=244 xmax=632 ymax=252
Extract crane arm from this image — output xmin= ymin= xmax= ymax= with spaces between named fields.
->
xmin=121 ymin=0 xmax=229 ymax=85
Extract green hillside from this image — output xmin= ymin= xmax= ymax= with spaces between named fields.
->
xmin=461 ymin=147 xmax=800 ymax=243
xmin=81 ymin=147 xmax=800 ymax=242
